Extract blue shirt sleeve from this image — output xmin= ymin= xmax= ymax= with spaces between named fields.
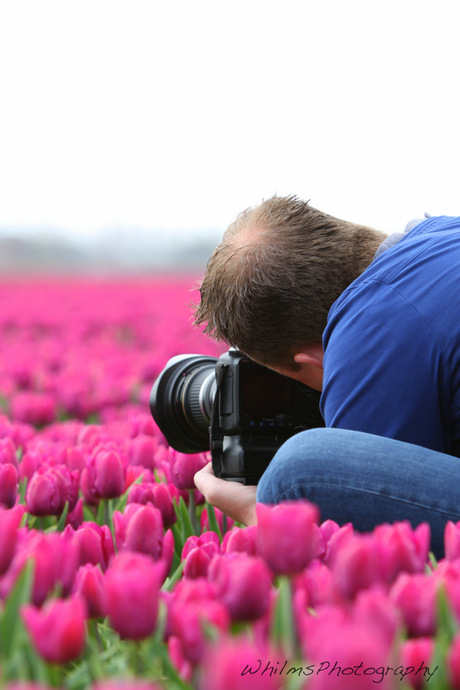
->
xmin=321 ymin=280 xmax=452 ymax=454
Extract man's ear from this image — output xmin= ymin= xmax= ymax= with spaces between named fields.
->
xmin=293 ymin=345 xmax=324 ymax=370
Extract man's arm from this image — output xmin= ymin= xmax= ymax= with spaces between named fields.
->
xmin=194 ymin=462 xmax=257 ymax=526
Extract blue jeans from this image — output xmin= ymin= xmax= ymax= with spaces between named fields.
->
xmin=256 ymin=428 xmax=460 ymax=559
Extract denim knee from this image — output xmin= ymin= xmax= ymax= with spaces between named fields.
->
xmin=256 ymin=427 xmax=330 ymax=504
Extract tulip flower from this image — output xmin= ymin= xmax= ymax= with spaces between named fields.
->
xmin=400 ymin=637 xmax=435 ymax=690
xmin=0 ymin=437 xmax=18 ymax=469
xmin=166 ymin=579 xmax=230 ymax=664
xmin=73 ymin=564 xmax=107 ymax=618
xmin=0 ymin=462 xmax=18 ymax=508
xmin=26 ymin=464 xmax=79 ymax=516
xmin=372 ymin=521 xmax=430 ymax=583
xmin=390 ymin=572 xmax=438 ymax=637
xmin=125 ymin=434 xmax=160 ymax=471
xmin=1 ymin=530 xmax=78 ymax=606
xmin=332 ymin=534 xmax=383 ymax=599
xmin=199 ymin=635 xmax=282 ymax=690
xmin=221 ymin=525 xmax=258 ymax=556
xmin=63 ymin=522 xmax=115 ymax=570
xmin=169 ymin=449 xmax=209 ymax=490
xmin=80 ymin=447 xmax=126 ymax=503
xmin=105 ymin=551 xmax=161 ymax=640
xmin=10 ymin=391 xmax=56 ymax=426
xmin=182 ymin=532 xmax=220 ymax=579
xmin=445 ymin=520 xmax=460 ymax=561
xmin=21 ymin=596 xmax=87 ymax=664
xmin=208 ymin=553 xmax=273 ymax=622
xmin=0 ymin=504 xmax=25 ymax=574
xmin=182 ymin=531 xmax=220 ymax=560
xmin=256 ymin=501 xmax=320 ymax=574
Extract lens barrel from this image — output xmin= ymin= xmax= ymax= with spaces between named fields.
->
xmin=150 ymin=354 xmax=218 ymax=453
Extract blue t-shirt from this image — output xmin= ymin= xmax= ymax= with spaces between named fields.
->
xmin=321 ymin=216 xmax=460 ymax=456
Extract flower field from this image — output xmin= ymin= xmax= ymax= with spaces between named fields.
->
xmin=1 ymin=276 xmax=460 ymax=689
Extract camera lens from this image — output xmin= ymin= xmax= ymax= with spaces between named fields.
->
xmin=150 ymin=354 xmax=218 ymax=453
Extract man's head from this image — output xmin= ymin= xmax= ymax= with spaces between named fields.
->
xmin=194 ymin=195 xmax=385 ymax=375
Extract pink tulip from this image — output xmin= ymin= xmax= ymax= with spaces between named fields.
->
xmin=0 ymin=462 xmax=18 ymax=508
xmin=182 ymin=531 xmax=220 ymax=560
xmin=21 ymin=596 xmax=87 ymax=664
xmin=299 ymin=603 xmax=397 ymax=690
xmin=169 ymin=449 xmax=209 ymax=490
xmin=0 ymin=437 xmax=18 ymax=469
xmin=168 ymin=635 xmax=194 ymax=682
xmin=0 ymin=504 xmax=25 ymax=574
xmin=256 ymin=501 xmax=320 ymax=574
xmin=199 ymin=635 xmax=282 ymax=690
xmin=293 ymin=559 xmax=337 ymax=609
xmin=221 ymin=525 xmax=258 ymax=556
xmin=400 ymin=637 xmax=436 ymax=690
xmin=63 ymin=522 xmax=115 ymax=571
xmin=445 ymin=520 xmax=460 ymax=561
xmin=73 ymin=564 xmax=107 ymax=618
xmin=182 ymin=532 xmax=220 ymax=579
xmin=183 ymin=547 xmax=214 ymax=579
xmin=114 ymin=503 xmax=166 ymax=558
xmin=208 ymin=553 xmax=273 ymax=622
xmin=66 ymin=496 xmax=84 ymax=529
xmin=390 ymin=572 xmax=438 ymax=637
xmin=105 ymin=551 xmax=161 ymax=640
xmin=26 ymin=464 xmax=79 ymax=516
xmin=1 ymin=530 xmax=78 ymax=606
xmin=10 ymin=391 xmax=56 ymax=426
xmin=166 ymin=579 xmax=230 ymax=664
xmin=332 ymin=534 xmax=383 ymax=599
xmin=81 ymin=449 xmax=126 ymax=501
xmin=372 ymin=521 xmax=430 ymax=582
xmin=125 ymin=434 xmax=160 ymax=471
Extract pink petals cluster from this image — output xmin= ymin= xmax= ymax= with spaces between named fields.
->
xmin=0 ymin=277 xmax=460 ymax=689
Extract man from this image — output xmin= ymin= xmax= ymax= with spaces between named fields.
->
xmin=193 ymin=195 xmax=460 ymax=557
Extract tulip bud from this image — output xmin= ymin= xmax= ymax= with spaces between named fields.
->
xmin=390 ymin=572 xmax=438 ymax=637
xmin=0 ymin=462 xmax=18 ymax=508
xmin=105 ymin=552 xmax=161 ymax=640
xmin=63 ymin=522 xmax=115 ymax=571
xmin=21 ymin=596 xmax=87 ymax=664
xmin=169 ymin=450 xmax=208 ymax=490
xmin=445 ymin=521 xmax=460 ymax=561
xmin=400 ymin=637 xmax=435 ymax=690
xmin=199 ymin=635 xmax=281 ymax=690
xmin=0 ymin=504 xmax=25 ymax=574
xmin=256 ymin=501 xmax=320 ymax=575
xmin=92 ymin=450 xmax=126 ymax=499
xmin=208 ymin=553 xmax=273 ymax=622
xmin=0 ymin=437 xmax=19 ymax=469
xmin=73 ymin=564 xmax=107 ymax=619
xmin=26 ymin=464 xmax=79 ymax=516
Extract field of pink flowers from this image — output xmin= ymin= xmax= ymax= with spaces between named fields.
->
xmin=1 ymin=275 xmax=460 ymax=689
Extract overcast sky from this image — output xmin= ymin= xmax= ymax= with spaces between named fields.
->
xmin=1 ymin=0 xmax=459 ymax=243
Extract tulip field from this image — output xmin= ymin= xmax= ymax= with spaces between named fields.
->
xmin=2 ymin=275 xmax=460 ymax=690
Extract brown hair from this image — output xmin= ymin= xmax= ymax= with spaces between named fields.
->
xmin=194 ymin=195 xmax=384 ymax=369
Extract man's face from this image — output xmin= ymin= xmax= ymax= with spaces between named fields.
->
xmin=252 ymin=347 xmax=324 ymax=392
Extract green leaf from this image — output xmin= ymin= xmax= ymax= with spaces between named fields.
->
xmin=205 ymin=503 xmax=222 ymax=540
xmin=0 ymin=559 xmax=35 ymax=658
xmin=270 ymin=576 xmax=297 ymax=659
xmin=55 ymin=501 xmax=70 ymax=531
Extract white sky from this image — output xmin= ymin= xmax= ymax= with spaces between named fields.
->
xmin=1 ymin=0 xmax=459 ymax=242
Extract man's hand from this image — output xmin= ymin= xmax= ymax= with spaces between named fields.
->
xmin=194 ymin=462 xmax=257 ymax=526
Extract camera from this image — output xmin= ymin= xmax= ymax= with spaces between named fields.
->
xmin=150 ymin=349 xmax=324 ymax=484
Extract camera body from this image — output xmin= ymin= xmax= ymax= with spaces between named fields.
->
xmin=150 ymin=349 xmax=324 ymax=485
